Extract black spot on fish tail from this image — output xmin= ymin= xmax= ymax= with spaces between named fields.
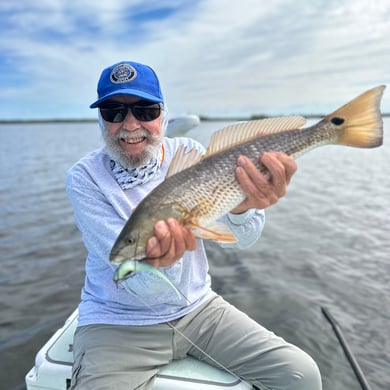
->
xmin=331 ymin=117 xmax=345 ymax=126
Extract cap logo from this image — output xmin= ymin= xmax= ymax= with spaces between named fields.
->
xmin=110 ymin=63 xmax=137 ymax=84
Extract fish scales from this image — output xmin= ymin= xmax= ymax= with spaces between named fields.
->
xmin=160 ymin=123 xmax=334 ymax=219
xmin=110 ymin=85 xmax=385 ymax=274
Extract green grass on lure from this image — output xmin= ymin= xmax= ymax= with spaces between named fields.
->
xmin=113 ymin=259 xmax=183 ymax=300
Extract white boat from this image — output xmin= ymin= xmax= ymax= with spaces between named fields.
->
xmin=166 ymin=114 xmax=200 ymax=137
xmin=25 ymin=309 xmax=252 ymax=390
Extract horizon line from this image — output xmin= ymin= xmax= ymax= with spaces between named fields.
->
xmin=1 ymin=112 xmax=390 ymax=124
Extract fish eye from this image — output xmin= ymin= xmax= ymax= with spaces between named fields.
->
xmin=126 ymin=237 xmax=136 ymax=245
xmin=331 ymin=117 xmax=345 ymax=126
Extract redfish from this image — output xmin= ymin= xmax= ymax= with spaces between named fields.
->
xmin=111 ymin=86 xmax=385 ymax=282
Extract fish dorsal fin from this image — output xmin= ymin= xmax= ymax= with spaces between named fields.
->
xmin=166 ymin=145 xmax=204 ymax=177
xmin=205 ymin=116 xmax=306 ymax=157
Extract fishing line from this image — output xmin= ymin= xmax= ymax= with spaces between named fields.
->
xmin=122 ymin=283 xmax=242 ymax=382
xmin=133 ymin=231 xmax=140 ymax=260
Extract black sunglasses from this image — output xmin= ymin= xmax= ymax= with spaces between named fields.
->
xmin=99 ymin=101 xmax=162 ymax=123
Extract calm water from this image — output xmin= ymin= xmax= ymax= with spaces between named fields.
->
xmin=0 ymin=119 xmax=389 ymax=390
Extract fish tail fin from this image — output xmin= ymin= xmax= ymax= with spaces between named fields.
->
xmin=325 ymin=85 xmax=385 ymax=148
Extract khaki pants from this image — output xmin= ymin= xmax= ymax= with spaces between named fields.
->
xmin=70 ymin=296 xmax=321 ymax=390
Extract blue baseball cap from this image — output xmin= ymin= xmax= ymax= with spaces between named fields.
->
xmin=90 ymin=61 xmax=164 ymax=108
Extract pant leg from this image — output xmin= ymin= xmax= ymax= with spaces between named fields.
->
xmin=69 ymin=323 xmax=174 ymax=390
xmin=174 ymin=295 xmax=322 ymax=390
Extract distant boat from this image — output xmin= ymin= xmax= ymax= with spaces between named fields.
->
xmin=166 ymin=114 xmax=200 ymax=137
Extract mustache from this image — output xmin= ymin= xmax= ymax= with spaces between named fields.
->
xmin=117 ymin=129 xmax=150 ymax=141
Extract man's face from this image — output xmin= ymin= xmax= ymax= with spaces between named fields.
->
xmin=101 ymin=95 xmax=164 ymax=168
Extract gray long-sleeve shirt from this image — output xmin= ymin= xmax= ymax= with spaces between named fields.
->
xmin=66 ymin=136 xmax=265 ymax=326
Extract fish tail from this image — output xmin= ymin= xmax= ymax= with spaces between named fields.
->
xmin=325 ymin=85 xmax=385 ymax=148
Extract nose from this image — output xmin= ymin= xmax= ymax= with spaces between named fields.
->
xmin=122 ymin=108 xmax=140 ymax=129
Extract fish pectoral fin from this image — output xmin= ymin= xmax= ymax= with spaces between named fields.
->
xmin=166 ymin=145 xmax=204 ymax=177
xmin=189 ymin=221 xmax=238 ymax=243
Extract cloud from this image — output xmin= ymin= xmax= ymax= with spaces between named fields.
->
xmin=0 ymin=0 xmax=389 ymax=119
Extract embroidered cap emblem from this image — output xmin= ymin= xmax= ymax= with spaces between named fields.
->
xmin=110 ymin=64 xmax=137 ymax=84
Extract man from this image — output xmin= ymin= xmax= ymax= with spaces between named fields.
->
xmin=66 ymin=60 xmax=322 ymax=389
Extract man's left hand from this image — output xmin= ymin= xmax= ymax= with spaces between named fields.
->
xmin=231 ymin=152 xmax=297 ymax=214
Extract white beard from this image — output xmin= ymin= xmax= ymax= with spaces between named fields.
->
xmin=102 ymin=127 xmax=163 ymax=169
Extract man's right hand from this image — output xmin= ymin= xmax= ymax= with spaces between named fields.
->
xmin=145 ymin=218 xmax=197 ymax=267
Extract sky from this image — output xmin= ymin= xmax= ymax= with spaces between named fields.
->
xmin=0 ymin=0 xmax=389 ymax=120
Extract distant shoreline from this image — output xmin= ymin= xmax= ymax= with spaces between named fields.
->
xmin=0 ymin=118 xmax=98 ymax=124
xmin=1 ymin=113 xmax=389 ymax=124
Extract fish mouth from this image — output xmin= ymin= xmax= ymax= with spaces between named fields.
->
xmin=110 ymin=246 xmax=129 ymax=264
xmin=110 ymin=254 xmax=127 ymax=264
xmin=110 ymin=250 xmax=147 ymax=264
xmin=113 ymin=264 xmax=133 ymax=284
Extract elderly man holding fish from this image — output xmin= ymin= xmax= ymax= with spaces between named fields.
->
xmin=66 ymin=61 xmax=322 ymax=389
